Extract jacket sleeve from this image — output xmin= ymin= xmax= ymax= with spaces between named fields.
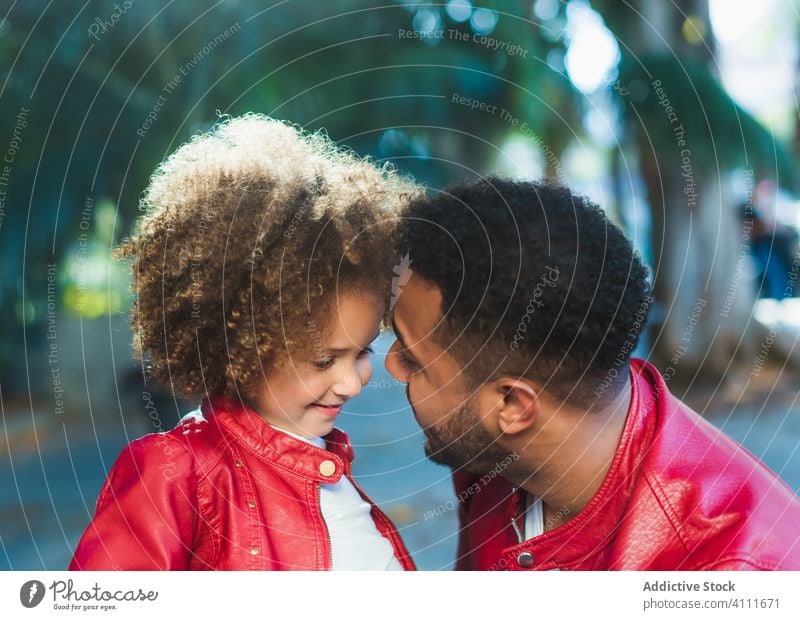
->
xmin=452 ymin=471 xmax=478 ymax=571
xmin=69 ymin=433 xmax=197 ymax=570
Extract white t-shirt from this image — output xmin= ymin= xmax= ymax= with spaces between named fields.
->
xmin=523 ymin=493 xmax=544 ymax=540
xmin=523 ymin=493 xmax=562 ymax=570
xmin=273 ymin=426 xmax=404 ymax=571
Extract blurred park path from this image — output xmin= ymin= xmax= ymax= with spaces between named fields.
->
xmin=2 ymin=334 xmax=798 ymax=570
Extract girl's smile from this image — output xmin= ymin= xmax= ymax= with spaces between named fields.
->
xmin=311 ymin=402 xmax=345 ymax=417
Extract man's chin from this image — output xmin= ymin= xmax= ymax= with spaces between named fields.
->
xmin=423 ymin=436 xmax=471 ymax=470
xmin=423 ymin=434 xmax=514 ymax=474
xmin=423 ymin=443 xmax=454 ymax=468
xmin=422 ymin=436 xmax=446 ymax=463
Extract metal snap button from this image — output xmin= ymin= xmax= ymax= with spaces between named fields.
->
xmin=319 ymin=460 xmax=336 ymax=477
xmin=517 ymin=551 xmax=535 ymax=568
xmin=248 ymin=501 xmax=256 ymax=508
xmin=250 ymin=548 xmax=259 ymax=555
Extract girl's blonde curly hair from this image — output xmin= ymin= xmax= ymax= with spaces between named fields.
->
xmin=117 ymin=114 xmax=422 ymax=401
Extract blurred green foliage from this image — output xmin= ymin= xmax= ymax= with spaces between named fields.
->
xmin=0 ymin=0 xmax=584 ymax=387
xmin=0 ymin=0 xmax=795 ymax=389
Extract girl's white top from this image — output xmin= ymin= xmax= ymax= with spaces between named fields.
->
xmin=272 ymin=425 xmax=404 ymax=570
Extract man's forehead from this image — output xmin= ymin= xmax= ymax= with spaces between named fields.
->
xmin=394 ymin=271 xmax=466 ymax=385
xmin=393 ymin=271 xmax=443 ymax=342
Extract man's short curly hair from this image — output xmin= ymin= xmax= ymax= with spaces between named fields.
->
xmin=397 ymin=177 xmax=652 ymax=406
xmin=117 ymin=114 xmax=421 ymax=401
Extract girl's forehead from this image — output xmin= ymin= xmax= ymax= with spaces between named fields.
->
xmin=321 ymin=294 xmax=383 ymax=348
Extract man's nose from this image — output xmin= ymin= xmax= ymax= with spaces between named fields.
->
xmin=385 ymin=340 xmax=407 ymax=382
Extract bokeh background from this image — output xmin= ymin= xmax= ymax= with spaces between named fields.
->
xmin=2 ymin=0 xmax=800 ymax=570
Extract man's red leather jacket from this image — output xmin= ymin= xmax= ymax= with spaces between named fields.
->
xmin=453 ymin=359 xmax=800 ymax=570
xmin=69 ymin=397 xmax=415 ymax=570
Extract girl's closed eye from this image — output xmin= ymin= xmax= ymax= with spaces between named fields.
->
xmin=312 ymin=346 xmax=374 ymax=371
xmin=312 ymin=356 xmax=336 ymax=371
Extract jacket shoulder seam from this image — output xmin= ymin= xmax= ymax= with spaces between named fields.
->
xmin=148 ymin=432 xmax=202 ymax=555
xmin=133 ymin=431 xmax=204 ymax=560
xmin=194 ymin=442 xmax=230 ymax=484
xmin=175 ymin=424 xmax=230 ymax=483
xmin=168 ymin=428 xmax=225 ymax=565
xmin=642 ymin=471 xmax=692 ymax=554
xmin=182 ymin=425 xmax=244 ymax=566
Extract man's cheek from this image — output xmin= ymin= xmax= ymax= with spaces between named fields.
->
xmin=406 ymin=380 xmax=429 ymax=420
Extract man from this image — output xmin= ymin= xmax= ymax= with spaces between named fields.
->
xmin=385 ymin=177 xmax=800 ymax=570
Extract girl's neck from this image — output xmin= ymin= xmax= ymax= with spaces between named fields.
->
xmin=268 ymin=422 xmax=325 ymax=448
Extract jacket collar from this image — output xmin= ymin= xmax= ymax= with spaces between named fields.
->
xmin=201 ymin=396 xmax=355 ymax=483
xmin=504 ymin=359 xmax=659 ymax=568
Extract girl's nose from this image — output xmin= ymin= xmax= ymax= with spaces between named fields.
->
xmin=332 ymin=361 xmax=366 ymax=398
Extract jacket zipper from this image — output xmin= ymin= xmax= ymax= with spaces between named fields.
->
xmin=509 ymin=486 xmax=524 ymax=544
xmin=316 ymin=483 xmax=333 ymax=570
xmin=510 ymin=515 xmax=524 ymax=544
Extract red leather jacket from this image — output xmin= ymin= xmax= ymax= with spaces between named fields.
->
xmin=454 ymin=359 xmax=800 ymax=570
xmin=70 ymin=397 xmax=415 ymax=570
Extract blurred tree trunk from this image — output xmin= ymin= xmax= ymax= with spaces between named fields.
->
xmin=599 ymin=0 xmax=759 ymax=386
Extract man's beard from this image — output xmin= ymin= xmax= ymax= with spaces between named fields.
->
xmin=418 ymin=395 xmax=515 ymax=474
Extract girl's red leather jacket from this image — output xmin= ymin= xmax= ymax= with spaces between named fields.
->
xmin=69 ymin=396 xmax=415 ymax=570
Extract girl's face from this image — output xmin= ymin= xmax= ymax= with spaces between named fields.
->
xmin=251 ymin=291 xmax=383 ymax=438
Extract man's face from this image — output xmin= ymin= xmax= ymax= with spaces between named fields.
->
xmin=385 ymin=271 xmax=512 ymax=473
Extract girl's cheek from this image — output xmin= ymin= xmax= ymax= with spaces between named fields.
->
xmin=358 ymin=358 xmax=373 ymax=385
xmin=307 ymin=373 xmax=333 ymax=398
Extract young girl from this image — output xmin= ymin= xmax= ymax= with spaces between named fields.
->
xmin=69 ymin=115 xmax=420 ymax=570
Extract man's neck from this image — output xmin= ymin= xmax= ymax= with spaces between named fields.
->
xmin=509 ymin=381 xmax=632 ymax=532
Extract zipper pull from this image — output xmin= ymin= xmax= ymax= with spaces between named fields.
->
xmin=508 ymin=486 xmax=524 ymax=544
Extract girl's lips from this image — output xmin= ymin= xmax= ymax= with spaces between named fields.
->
xmin=312 ymin=403 xmax=343 ymax=417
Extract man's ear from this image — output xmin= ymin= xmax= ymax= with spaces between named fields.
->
xmin=477 ymin=378 xmax=539 ymax=436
